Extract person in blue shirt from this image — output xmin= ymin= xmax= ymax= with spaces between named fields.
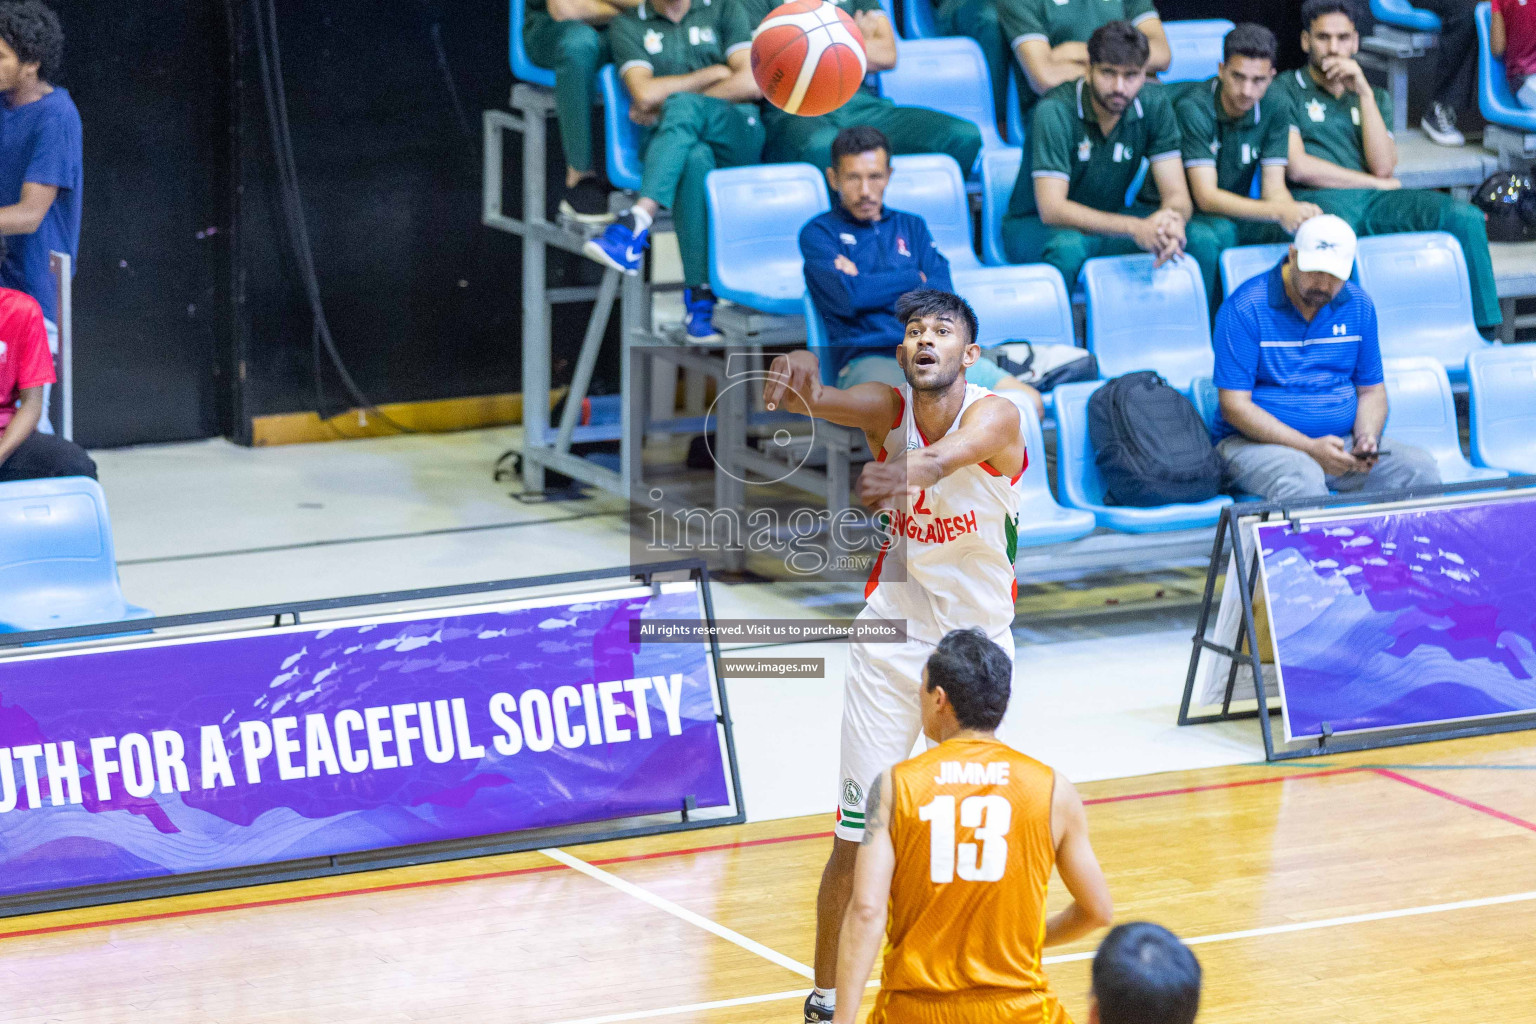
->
xmin=1212 ymin=214 xmax=1438 ymax=501
xmin=0 ymin=1 xmax=80 ymax=433
xmin=800 ymin=126 xmax=1043 ymax=418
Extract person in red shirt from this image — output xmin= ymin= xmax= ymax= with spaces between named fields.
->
xmin=1492 ymin=0 xmax=1536 ymax=107
xmin=0 ymin=277 xmax=93 ymax=480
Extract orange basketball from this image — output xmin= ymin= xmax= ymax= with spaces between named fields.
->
xmin=751 ymin=0 xmax=867 ymax=117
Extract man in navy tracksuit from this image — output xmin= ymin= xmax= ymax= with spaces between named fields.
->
xmin=800 ymin=126 xmax=1043 ymax=416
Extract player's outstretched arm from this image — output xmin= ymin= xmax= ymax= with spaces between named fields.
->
xmin=1043 ymin=774 xmax=1113 ymax=947
xmin=764 ymin=349 xmax=902 ymax=434
xmin=832 ymin=769 xmax=895 ymax=1024
xmin=858 ymin=394 xmax=1023 ymax=508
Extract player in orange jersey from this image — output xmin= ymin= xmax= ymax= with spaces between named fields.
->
xmin=831 ymin=627 xmax=1113 ymax=1024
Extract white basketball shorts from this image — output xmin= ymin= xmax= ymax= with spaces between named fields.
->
xmin=834 ymin=622 xmax=1016 ymax=842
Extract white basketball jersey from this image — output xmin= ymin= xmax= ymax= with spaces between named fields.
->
xmin=864 ymin=383 xmax=1026 ymax=645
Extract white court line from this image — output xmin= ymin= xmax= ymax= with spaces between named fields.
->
xmin=544 ymin=885 xmax=1536 ymax=1024
xmin=540 ymin=847 xmax=814 ymax=980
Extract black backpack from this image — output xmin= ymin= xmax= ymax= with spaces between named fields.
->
xmin=1087 ymin=371 xmax=1221 ymax=507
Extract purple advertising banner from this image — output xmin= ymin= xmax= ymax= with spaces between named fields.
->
xmin=1256 ymin=494 xmax=1536 ymax=741
xmin=0 ymin=582 xmax=732 ymax=899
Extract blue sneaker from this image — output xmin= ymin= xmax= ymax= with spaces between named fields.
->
xmin=683 ymin=287 xmax=722 ymax=342
xmin=583 ymin=220 xmax=648 ymax=275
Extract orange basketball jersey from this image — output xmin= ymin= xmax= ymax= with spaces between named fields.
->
xmin=870 ymin=736 xmax=1069 ymax=1024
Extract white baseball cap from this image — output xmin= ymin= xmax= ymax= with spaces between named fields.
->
xmin=1293 ymin=214 xmax=1357 ymax=281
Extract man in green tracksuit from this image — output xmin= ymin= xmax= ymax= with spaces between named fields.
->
xmin=584 ymin=0 xmax=764 ymax=340
xmin=1177 ymin=23 xmax=1322 ymax=304
xmin=997 ymin=0 xmax=1169 ymax=128
xmin=523 ymin=0 xmax=635 ymax=224
xmin=720 ymin=0 xmax=982 ymax=177
xmin=1001 ymin=22 xmax=1220 ymax=296
xmin=1270 ymin=0 xmax=1500 ymax=330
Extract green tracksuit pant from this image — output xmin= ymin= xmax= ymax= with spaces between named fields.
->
xmin=640 ymin=93 xmax=765 ymax=288
xmin=1293 ymin=187 xmax=1501 ymax=329
xmin=1001 ymin=206 xmax=1224 ymax=305
xmin=524 ymin=13 xmax=608 ymax=174
xmin=764 ymin=90 xmax=984 ymax=178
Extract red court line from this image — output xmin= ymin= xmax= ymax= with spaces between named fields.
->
xmin=1083 ymin=766 xmax=1365 ymax=806
xmin=0 ymin=765 xmax=1373 ymax=943
xmin=1372 ymin=768 xmax=1536 ymax=834
xmin=0 ymin=862 xmax=568 ymax=942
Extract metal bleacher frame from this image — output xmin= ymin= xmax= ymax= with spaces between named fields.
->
xmin=484 ymin=63 xmax=865 ymax=572
xmin=482 ymin=81 xmax=781 ymax=523
xmin=483 ymin=83 xmax=644 ymax=500
xmin=1358 ymin=0 xmax=1441 ymax=133
xmin=48 ymin=250 xmax=72 ymax=441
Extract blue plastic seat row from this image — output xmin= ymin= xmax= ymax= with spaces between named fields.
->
xmin=1468 ymin=344 xmax=1536 ymax=473
xmin=0 ymin=477 xmax=152 ymax=636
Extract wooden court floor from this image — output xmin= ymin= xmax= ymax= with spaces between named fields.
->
xmin=1 ymin=731 xmax=1533 ymax=1024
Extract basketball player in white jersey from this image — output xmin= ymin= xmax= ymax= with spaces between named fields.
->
xmin=763 ymin=288 xmax=1030 ymax=1023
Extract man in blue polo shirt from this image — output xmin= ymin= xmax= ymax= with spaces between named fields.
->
xmin=1212 ymin=214 xmax=1438 ymax=500
xmin=800 ymin=126 xmax=1043 ymax=418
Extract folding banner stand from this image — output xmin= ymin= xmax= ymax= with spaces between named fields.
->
xmin=1180 ymin=476 xmax=1536 ymax=761
xmin=0 ymin=558 xmax=744 ymax=917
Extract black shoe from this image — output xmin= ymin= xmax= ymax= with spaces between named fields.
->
xmin=804 ymin=993 xmax=834 ymax=1023
xmin=559 ymin=178 xmax=617 ymax=225
xmin=1420 ymin=103 xmax=1465 ymax=147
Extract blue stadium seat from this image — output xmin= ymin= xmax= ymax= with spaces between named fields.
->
xmin=953 ymin=264 xmax=1074 ymax=348
xmin=1219 ymin=243 xmax=1290 ymax=297
xmin=980 ymin=147 xmax=1022 ymax=266
xmin=902 ymin=0 xmax=938 ymax=40
xmin=1005 ymin=74 xmax=1025 ymax=148
xmin=1371 ymin=0 xmax=1442 ymax=32
xmin=886 ymin=153 xmax=982 ymax=268
xmin=1188 ymin=375 xmax=1219 ymax=434
xmin=1082 ymin=254 xmax=1213 ymax=392
xmin=1381 ymin=357 xmax=1507 ymax=483
xmin=1053 ymin=381 xmax=1232 ymax=532
xmin=881 ymin=38 xmax=1006 ymax=160
xmin=598 ymin=65 xmax=644 ymax=192
xmin=1468 ymin=344 xmax=1536 ymax=473
xmin=1353 ymin=232 xmax=1491 ymax=382
xmin=1161 ymin=19 xmax=1235 ymax=84
xmin=1014 ymin=397 xmax=1098 ymax=546
xmin=708 ymin=163 xmax=830 ymax=315
xmin=509 ymin=0 xmax=557 ymax=88
xmin=802 ymin=292 xmax=839 ymax=386
xmin=1476 ymin=2 xmax=1536 ymax=133
xmin=0 ymin=477 xmax=152 ymax=635
xmin=956 ymin=262 xmax=1075 ymax=414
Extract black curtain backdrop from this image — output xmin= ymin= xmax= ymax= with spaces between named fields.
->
xmin=1159 ymin=0 xmax=1306 ymax=71
xmin=59 ymin=3 xmax=231 ymax=447
xmin=64 ymin=0 xmax=613 ymax=448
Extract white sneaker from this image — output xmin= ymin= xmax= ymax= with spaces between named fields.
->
xmin=1421 ymin=103 xmax=1466 ymax=147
